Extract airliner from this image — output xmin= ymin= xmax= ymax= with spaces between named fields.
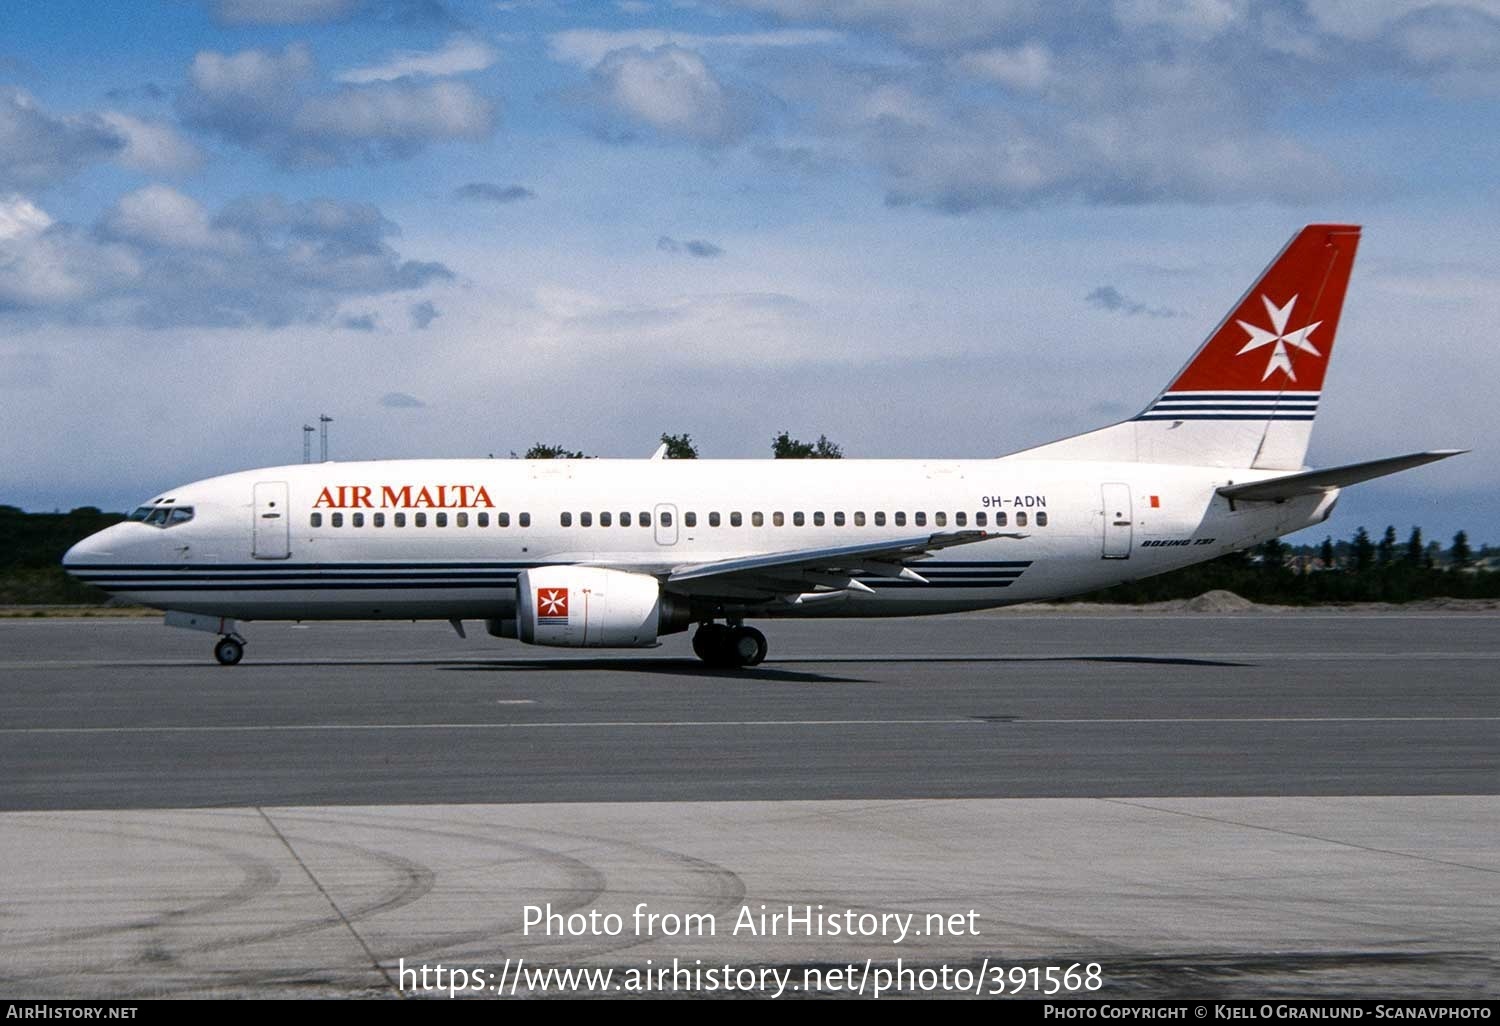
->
xmin=63 ymin=224 xmax=1463 ymax=667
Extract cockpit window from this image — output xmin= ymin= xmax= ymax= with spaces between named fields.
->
xmin=132 ymin=504 xmax=194 ymax=528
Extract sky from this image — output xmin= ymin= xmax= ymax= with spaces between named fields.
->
xmin=1 ymin=0 xmax=1496 ymax=546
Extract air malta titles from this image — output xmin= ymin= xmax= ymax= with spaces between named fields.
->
xmin=312 ymin=485 xmax=495 ymax=509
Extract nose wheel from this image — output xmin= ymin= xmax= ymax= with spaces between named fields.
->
xmin=213 ymin=635 xmax=245 ymax=666
xmin=692 ymin=623 xmax=767 ymax=668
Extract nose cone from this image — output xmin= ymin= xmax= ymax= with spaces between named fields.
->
xmin=62 ymin=527 xmax=117 ymax=573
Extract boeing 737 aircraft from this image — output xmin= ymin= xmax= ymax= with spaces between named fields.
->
xmin=64 ymin=224 xmax=1463 ymax=666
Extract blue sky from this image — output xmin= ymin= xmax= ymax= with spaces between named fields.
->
xmin=2 ymin=0 xmax=1496 ymax=546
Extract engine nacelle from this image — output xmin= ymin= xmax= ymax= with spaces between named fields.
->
xmin=493 ymin=566 xmax=689 ymax=648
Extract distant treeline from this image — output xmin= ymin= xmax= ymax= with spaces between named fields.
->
xmin=1075 ymin=528 xmax=1500 ymax=604
xmin=1 ymin=504 xmax=1495 ymax=606
xmin=0 ymin=506 xmax=125 ymax=604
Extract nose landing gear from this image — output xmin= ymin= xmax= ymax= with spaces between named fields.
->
xmin=692 ymin=622 xmax=767 ymax=668
xmin=164 ymin=611 xmax=248 ymax=666
xmin=213 ymin=634 xmax=246 ymax=666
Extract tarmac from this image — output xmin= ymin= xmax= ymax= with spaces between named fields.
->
xmin=0 ymin=612 xmax=1495 ymax=999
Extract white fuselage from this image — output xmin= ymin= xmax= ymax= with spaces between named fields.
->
xmin=63 ymin=456 xmax=1333 ymax=622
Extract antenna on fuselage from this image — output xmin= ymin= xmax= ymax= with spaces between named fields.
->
xmin=319 ymin=414 xmax=333 ymax=462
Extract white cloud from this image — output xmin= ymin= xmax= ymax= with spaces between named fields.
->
xmin=212 ymin=0 xmax=361 ymax=24
xmin=955 ymin=43 xmax=1053 ymax=92
xmin=519 ymin=286 xmax=815 ymax=366
xmin=1111 ymin=0 xmax=1246 ymax=40
xmin=590 ymin=45 xmax=741 ymax=143
xmin=719 ymin=0 xmax=1050 ymax=49
xmin=0 ymin=201 xmax=141 ymax=309
xmin=0 ymin=87 xmax=123 ymax=190
xmin=98 ymin=184 xmax=219 ymax=250
xmin=295 ymin=80 xmax=495 ymax=148
xmin=99 ymin=113 xmax=204 ymax=174
xmin=0 ymin=194 xmax=51 ymax=241
xmin=1 ymin=189 xmax=451 ymax=327
xmin=549 ymin=27 xmax=840 ymax=68
xmin=180 ymin=44 xmax=497 ymax=166
xmin=1303 ymin=0 xmax=1500 ymax=40
xmin=336 ymin=35 xmax=498 ymax=84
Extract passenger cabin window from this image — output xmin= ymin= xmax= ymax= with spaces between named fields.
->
xmin=332 ymin=512 xmax=344 ymax=528
xmin=995 ymin=512 xmax=1007 ymax=527
xmin=685 ymin=512 xmax=696 ymax=528
xmin=793 ymin=512 xmax=805 ymax=527
xmin=620 ymin=511 xmax=631 ymax=527
xmin=1016 ymin=511 xmax=1028 ymax=527
xmin=855 ymin=512 xmax=866 ymax=527
xmin=874 ymin=512 xmax=886 ymax=526
xmin=477 ymin=512 xmax=488 ymax=527
xmin=498 ymin=512 xmax=510 ymax=527
xmin=435 ymin=512 xmax=448 ymax=528
xmin=640 ymin=511 xmax=651 ymax=527
xmin=773 ymin=512 xmax=785 ymax=527
xmin=601 ymin=511 xmax=612 ymax=527
xmin=395 ymin=512 xmax=407 ymax=527
xmin=415 ymin=512 xmax=427 ymax=527
xmin=709 ymin=512 xmax=720 ymax=527
xmin=519 ymin=513 xmax=531 ymax=528
xmin=457 ymin=512 xmax=469 ymax=528
xmin=915 ymin=512 xmax=926 ymax=527
xmin=752 ymin=512 xmax=763 ymax=527
xmin=895 ymin=512 xmax=907 ymax=527
xmin=374 ymin=512 xmax=386 ymax=527
xmin=1036 ymin=512 xmax=1048 ymax=527
xmin=731 ymin=512 xmax=743 ymax=527
xmin=660 ymin=511 xmax=673 ymax=527
xmin=976 ymin=512 xmax=987 ymax=527
xmin=561 ymin=512 xmax=573 ymax=527
xmin=580 ymin=512 xmax=592 ymax=527
xmin=955 ymin=512 xmax=966 ymax=527
xmin=310 ymin=512 xmax=322 ymax=528
xmin=833 ymin=512 xmax=845 ymax=527
xmin=935 ymin=512 xmax=947 ymax=527
xmin=352 ymin=512 xmax=365 ymax=528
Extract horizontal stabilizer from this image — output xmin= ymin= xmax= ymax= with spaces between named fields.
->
xmin=1217 ymin=450 xmax=1466 ymax=502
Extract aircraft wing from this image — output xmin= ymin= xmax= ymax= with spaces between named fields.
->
xmin=663 ymin=530 xmax=1010 ymax=600
xmin=1217 ymin=449 xmax=1467 ymax=503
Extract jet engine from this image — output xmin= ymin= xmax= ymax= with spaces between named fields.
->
xmin=487 ymin=566 xmax=690 ymax=647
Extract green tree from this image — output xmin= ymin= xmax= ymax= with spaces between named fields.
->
xmin=1451 ymin=530 xmax=1472 ymax=570
xmin=772 ymin=431 xmax=843 ymax=458
xmin=1352 ymin=527 xmax=1375 ymax=573
xmin=525 ymin=443 xmax=585 ymax=459
xmin=659 ymin=432 xmax=699 ymax=459
xmin=1404 ymin=526 xmax=1424 ymax=567
xmin=1377 ymin=525 xmax=1398 ymax=566
xmin=1320 ymin=536 xmax=1335 ymax=569
xmin=1259 ymin=538 xmax=1288 ymax=573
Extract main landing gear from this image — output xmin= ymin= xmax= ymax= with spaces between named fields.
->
xmin=692 ymin=622 xmax=767 ymax=668
xmin=213 ymin=634 xmax=246 ymax=666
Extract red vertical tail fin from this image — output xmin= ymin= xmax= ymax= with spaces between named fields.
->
xmin=1158 ymin=223 xmax=1360 ymax=395
xmin=1010 ymin=224 xmax=1361 ymax=469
